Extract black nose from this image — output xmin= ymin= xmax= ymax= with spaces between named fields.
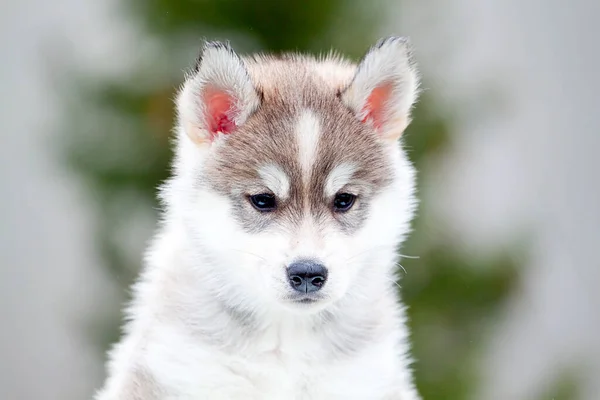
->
xmin=287 ymin=260 xmax=328 ymax=293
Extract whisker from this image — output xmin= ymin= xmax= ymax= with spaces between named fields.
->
xmin=385 ymin=276 xmax=402 ymax=290
xmin=228 ymin=248 xmax=268 ymax=262
xmin=343 ymin=244 xmax=397 ymax=262
xmin=396 ymin=262 xmax=407 ymax=275
xmin=398 ymin=254 xmax=420 ymax=259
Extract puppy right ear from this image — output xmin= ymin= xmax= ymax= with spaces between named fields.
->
xmin=340 ymin=37 xmax=420 ymax=141
xmin=176 ymin=41 xmax=261 ymax=145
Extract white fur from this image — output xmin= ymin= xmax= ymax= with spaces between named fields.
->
xmin=258 ymin=164 xmax=290 ymax=199
xmin=295 ymin=110 xmax=321 ymax=181
xmin=96 ymin=39 xmax=421 ymax=400
xmin=324 ymin=162 xmax=357 ymax=198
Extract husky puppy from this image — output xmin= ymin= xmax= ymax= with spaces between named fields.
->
xmin=96 ymin=37 xmax=421 ymax=400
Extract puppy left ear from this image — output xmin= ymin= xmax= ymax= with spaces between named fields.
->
xmin=341 ymin=37 xmax=420 ymax=141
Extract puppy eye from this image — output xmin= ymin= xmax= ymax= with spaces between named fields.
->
xmin=249 ymin=193 xmax=277 ymax=212
xmin=333 ymin=193 xmax=356 ymax=212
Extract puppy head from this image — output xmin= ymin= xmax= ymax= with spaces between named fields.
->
xmin=170 ymin=38 xmax=419 ymax=313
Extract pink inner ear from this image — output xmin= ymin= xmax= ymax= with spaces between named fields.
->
xmin=361 ymin=83 xmax=393 ymax=130
xmin=203 ymin=88 xmax=237 ymax=137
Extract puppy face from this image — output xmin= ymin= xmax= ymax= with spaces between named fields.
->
xmin=172 ymin=38 xmax=419 ymax=313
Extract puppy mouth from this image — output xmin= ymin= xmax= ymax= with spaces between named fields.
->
xmin=286 ymin=293 xmax=325 ymax=305
xmin=296 ymin=297 xmax=318 ymax=304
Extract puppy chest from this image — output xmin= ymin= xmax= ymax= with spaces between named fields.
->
xmin=208 ymin=354 xmax=394 ymax=400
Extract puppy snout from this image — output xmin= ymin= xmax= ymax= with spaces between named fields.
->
xmin=287 ymin=260 xmax=328 ymax=293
